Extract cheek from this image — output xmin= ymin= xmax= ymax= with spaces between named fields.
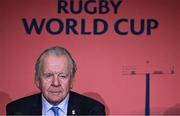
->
xmin=61 ymin=81 xmax=71 ymax=90
xmin=40 ymin=81 xmax=51 ymax=91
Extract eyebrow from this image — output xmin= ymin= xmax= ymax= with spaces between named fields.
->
xmin=42 ymin=72 xmax=68 ymax=75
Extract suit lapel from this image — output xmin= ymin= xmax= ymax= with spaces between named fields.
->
xmin=30 ymin=92 xmax=83 ymax=115
xmin=67 ymin=91 xmax=81 ymax=115
xmin=30 ymin=93 xmax=42 ymax=115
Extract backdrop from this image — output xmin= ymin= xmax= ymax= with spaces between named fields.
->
xmin=0 ymin=0 xmax=179 ymax=115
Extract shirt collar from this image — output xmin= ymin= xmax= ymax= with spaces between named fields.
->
xmin=42 ymin=93 xmax=69 ymax=114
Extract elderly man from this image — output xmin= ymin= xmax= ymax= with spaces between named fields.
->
xmin=6 ymin=46 xmax=105 ymax=115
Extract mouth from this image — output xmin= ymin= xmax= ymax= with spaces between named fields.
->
xmin=49 ymin=90 xmax=61 ymax=93
xmin=48 ymin=87 xmax=62 ymax=95
xmin=49 ymin=91 xmax=62 ymax=95
xmin=51 ymin=91 xmax=59 ymax=93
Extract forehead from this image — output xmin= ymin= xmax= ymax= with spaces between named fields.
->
xmin=41 ymin=55 xmax=69 ymax=71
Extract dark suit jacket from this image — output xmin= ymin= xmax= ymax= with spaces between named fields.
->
xmin=6 ymin=91 xmax=105 ymax=115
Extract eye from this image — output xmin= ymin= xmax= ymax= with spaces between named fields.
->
xmin=58 ymin=74 xmax=68 ymax=79
xmin=44 ymin=73 xmax=53 ymax=79
xmin=60 ymin=75 xmax=66 ymax=79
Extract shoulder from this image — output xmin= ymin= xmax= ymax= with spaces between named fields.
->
xmin=7 ymin=93 xmax=41 ymax=107
xmin=69 ymin=91 xmax=105 ymax=115
xmin=70 ymin=91 xmax=103 ymax=106
xmin=6 ymin=93 xmax=41 ymax=115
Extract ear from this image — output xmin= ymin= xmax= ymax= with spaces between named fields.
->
xmin=35 ymin=78 xmax=40 ymax=89
xmin=70 ymin=78 xmax=75 ymax=89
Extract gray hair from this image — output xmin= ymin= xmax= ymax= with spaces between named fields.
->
xmin=35 ymin=46 xmax=77 ymax=81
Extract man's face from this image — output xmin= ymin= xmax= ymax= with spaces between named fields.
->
xmin=36 ymin=55 xmax=73 ymax=105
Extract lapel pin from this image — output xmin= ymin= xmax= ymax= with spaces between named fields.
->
xmin=72 ymin=109 xmax=76 ymax=115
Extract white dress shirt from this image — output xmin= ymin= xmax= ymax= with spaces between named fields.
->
xmin=42 ymin=94 xmax=69 ymax=116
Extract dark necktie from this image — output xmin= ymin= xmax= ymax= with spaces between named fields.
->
xmin=51 ymin=107 xmax=60 ymax=116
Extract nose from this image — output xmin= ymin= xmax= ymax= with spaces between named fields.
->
xmin=51 ymin=75 xmax=61 ymax=86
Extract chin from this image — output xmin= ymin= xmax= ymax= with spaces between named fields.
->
xmin=48 ymin=96 xmax=64 ymax=105
xmin=49 ymin=99 xmax=62 ymax=105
